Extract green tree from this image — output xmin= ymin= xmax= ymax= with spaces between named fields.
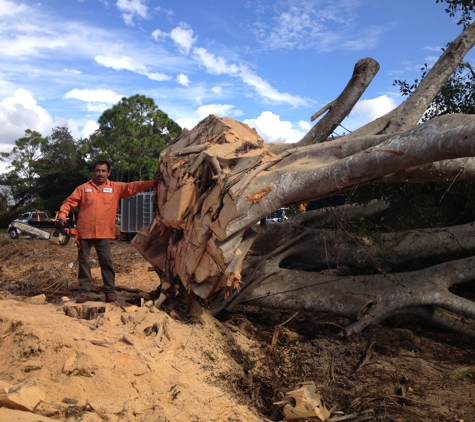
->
xmin=0 ymin=190 xmax=8 ymax=212
xmin=436 ymin=0 xmax=475 ymax=26
xmin=0 ymin=126 xmax=90 ymax=213
xmin=88 ymin=94 xmax=182 ymax=181
xmin=31 ymin=126 xmax=90 ymax=213
xmin=0 ymin=129 xmax=47 ymax=206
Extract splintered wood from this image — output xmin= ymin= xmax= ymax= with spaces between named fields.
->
xmin=247 ymin=187 xmax=272 ymax=203
xmin=274 ymin=381 xmax=330 ymax=421
xmin=133 ymin=115 xmax=271 ymax=299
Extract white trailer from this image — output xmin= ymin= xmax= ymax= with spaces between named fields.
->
xmin=119 ymin=191 xmax=154 ymax=240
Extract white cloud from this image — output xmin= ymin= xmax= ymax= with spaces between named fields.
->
xmin=63 ymin=88 xmax=122 ymax=104
xmin=424 ymin=45 xmax=443 ymax=52
xmin=341 ymin=28 xmax=383 ymax=51
xmin=176 ymin=118 xmax=198 ymax=131
xmin=87 ymin=103 xmax=110 ymax=112
xmin=63 ymin=68 xmax=81 ymax=74
xmin=152 ymin=22 xmax=197 ymax=55
xmin=0 ymin=92 xmax=83 ymax=159
xmin=151 ymin=29 xmax=167 ymax=40
xmin=82 ymin=120 xmax=99 ymax=138
xmin=192 ymin=47 xmax=307 ymax=107
xmin=298 ymin=120 xmax=311 ymax=131
xmin=116 ymin=0 xmax=148 ymax=26
xmin=254 ymin=1 xmax=381 ymax=52
xmin=196 ymin=104 xmax=243 ymax=119
xmin=170 ymin=22 xmax=197 ymax=55
xmin=0 ymin=88 xmax=54 ymax=151
xmin=192 ymin=47 xmax=239 ymax=75
xmin=154 ymin=6 xmax=174 ymax=19
xmin=147 ymin=71 xmax=172 ymax=81
xmin=94 ymin=55 xmax=146 ymax=72
xmin=0 ymin=79 xmax=18 ymax=100
xmin=0 ymin=35 xmax=68 ymax=57
xmin=0 ymin=13 xmax=127 ymax=61
xmin=0 ymin=0 xmax=29 ymax=17
xmin=0 ymin=89 xmax=85 ymax=154
xmin=351 ymin=95 xmax=397 ymax=122
xmin=239 ymin=67 xmax=308 ymax=107
xmin=174 ymin=103 xmax=243 ymax=131
xmin=176 ymin=74 xmax=190 ymax=87
xmin=258 ymin=5 xmax=330 ymax=49
xmin=244 ymin=111 xmax=305 ymax=143
xmin=94 ymin=55 xmax=171 ymax=81
xmin=211 ymin=86 xmax=222 ymax=95
xmin=0 ymin=161 xmax=9 ymax=175
xmin=151 ymin=22 xmax=307 ymax=107
xmin=54 ymin=117 xmax=81 ymax=140
xmin=0 ymin=0 xmax=181 ymax=77
xmin=423 ymin=55 xmax=440 ymax=66
xmin=64 ymin=89 xmax=121 ymax=114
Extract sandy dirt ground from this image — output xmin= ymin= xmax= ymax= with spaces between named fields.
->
xmin=0 ymin=236 xmax=474 ymax=421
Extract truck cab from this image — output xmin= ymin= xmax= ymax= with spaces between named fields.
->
xmin=8 ymin=210 xmax=53 ymax=239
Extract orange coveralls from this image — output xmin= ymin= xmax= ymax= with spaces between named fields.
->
xmin=58 ymin=179 xmax=154 ymax=239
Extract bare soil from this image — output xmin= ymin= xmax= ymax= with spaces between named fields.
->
xmin=0 ymin=237 xmax=474 ymax=422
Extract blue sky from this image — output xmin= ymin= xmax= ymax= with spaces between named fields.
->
xmin=0 ymin=0 xmax=469 ymax=174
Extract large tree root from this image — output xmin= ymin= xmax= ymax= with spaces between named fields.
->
xmin=236 ymin=255 xmax=475 ymax=336
xmin=250 ymin=220 xmax=475 ymax=272
xmin=208 ymin=214 xmax=475 ymax=336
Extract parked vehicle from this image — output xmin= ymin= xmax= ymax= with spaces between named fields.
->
xmin=266 ymin=208 xmax=289 ymax=223
xmin=8 ymin=210 xmax=54 ymax=239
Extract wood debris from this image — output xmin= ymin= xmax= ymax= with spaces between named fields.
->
xmin=0 ymin=381 xmax=46 ymax=412
xmin=274 ymin=381 xmax=330 ymax=421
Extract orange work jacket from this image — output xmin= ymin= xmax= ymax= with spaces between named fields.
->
xmin=59 ymin=179 xmax=154 ymax=239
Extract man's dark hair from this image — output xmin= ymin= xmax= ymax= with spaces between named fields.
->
xmin=93 ymin=160 xmax=111 ymax=171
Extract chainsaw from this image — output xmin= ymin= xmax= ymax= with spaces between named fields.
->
xmin=11 ymin=220 xmax=81 ymax=249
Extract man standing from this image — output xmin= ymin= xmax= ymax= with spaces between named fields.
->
xmin=58 ymin=160 xmax=155 ymax=303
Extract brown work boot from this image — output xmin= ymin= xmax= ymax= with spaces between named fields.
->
xmin=105 ymin=294 xmax=117 ymax=303
xmin=76 ymin=294 xmax=90 ymax=303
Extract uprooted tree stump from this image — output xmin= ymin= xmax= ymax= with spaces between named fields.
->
xmin=63 ymin=302 xmax=111 ymax=320
xmin=133 ymin=20 xmax=475 ymax=335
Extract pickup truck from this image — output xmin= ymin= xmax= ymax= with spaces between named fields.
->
xmin=7 ymin=210 xmax=54 ymax=239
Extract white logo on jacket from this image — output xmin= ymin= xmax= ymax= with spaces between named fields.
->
xmin=85 ymin=188 xmax=92 ymax=193
xmin=103 ymin=188 xmax=113 ymax=193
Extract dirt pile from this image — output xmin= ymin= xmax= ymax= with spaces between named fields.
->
xmin=0 ymin=237 xmax=475 ymax=421
xmin=0 ymin=295 xmax=263 ymax=421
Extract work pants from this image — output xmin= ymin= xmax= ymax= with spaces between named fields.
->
xmin=78 ymin=239 xmax=115 ymax=295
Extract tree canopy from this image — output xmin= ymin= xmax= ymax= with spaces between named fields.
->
xmin=0 ymin=126 xmax=89 ymax=216
xmin=437 ymin=0 xmax=475 ymax=26
xmin=0 ymin=129 xmax=48 ymax=207
xmin=88 ymin=94 xmax=182 ymax=182
xmin=32 ymin=126 xmax=90 ymax=213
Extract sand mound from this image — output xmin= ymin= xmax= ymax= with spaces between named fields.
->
xmin=0 ymin=296 xmax=261 ymax=421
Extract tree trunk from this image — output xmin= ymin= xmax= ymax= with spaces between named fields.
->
xmin=133 ymin=20 xmax=475 ymax=335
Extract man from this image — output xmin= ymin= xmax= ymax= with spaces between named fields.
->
xmin=58 ymin=160 xmax=155 ymax=303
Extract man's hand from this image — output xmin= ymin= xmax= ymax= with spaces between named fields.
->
xmin=57 ymin=217 xmax=66 ymax=226
xmin=153 ymin=172 xmax=161 ymax=184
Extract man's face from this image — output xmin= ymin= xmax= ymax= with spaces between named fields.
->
xmin=93 ymin=164 xmax=110 ymax=185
